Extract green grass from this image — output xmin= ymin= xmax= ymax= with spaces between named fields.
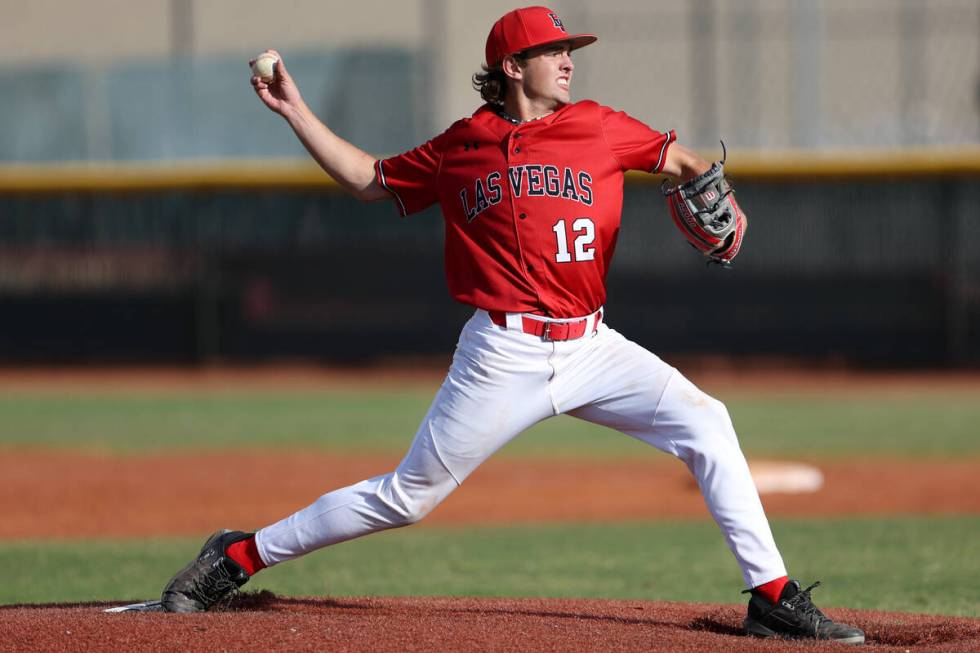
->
xmin=1 ymin=516 xmax=977 ymax=616
xmin=0 ymin=391 xmax=977 ymax=458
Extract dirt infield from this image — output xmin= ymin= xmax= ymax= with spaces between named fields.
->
xmin=3 ymin=593 xmax=978 ymax=652
xmin=1 ymin=450 xmax=978 ymax=537
xmin=2 ymin=366 xmax=978 ymax=650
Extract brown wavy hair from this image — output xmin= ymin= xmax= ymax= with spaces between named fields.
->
xmin=472 ymin=53 xmax=527 ymax=104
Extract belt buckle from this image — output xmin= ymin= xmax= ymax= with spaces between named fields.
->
xmin=542 ymin=320 xmax=554 ymax=341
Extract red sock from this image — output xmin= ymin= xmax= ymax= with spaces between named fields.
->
xmin=752 ymin=576 xmax=789 ymax=604
xmin=226 ymin=535 xmax=267 ymax=576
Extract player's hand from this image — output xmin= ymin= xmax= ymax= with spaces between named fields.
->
xmin=250 ymin=50 xmax=305 ymax=117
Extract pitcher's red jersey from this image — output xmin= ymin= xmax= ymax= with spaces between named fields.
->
xmin=375 ymin=100 xmax=674 ymax=318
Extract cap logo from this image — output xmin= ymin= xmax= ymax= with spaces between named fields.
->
xmin=548 ymin=12 xmax=566 ymax=32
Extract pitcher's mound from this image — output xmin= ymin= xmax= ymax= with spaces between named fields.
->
xmin=5 ymin=592 xmax=978 ymax=652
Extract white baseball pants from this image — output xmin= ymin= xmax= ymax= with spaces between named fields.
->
xmin=255 ymin=309 xmax=787 ymax=588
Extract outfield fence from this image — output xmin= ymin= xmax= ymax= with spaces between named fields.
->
xmin=1 ymin=152 xmax=978 ymax=367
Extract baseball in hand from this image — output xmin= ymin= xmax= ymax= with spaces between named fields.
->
xmin=251 ymin=53 xmax=279 ymax=83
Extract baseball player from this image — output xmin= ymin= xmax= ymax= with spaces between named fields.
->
xmin=160 ymin=6 xmax=864 ymax=644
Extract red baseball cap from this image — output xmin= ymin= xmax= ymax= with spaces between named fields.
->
xmin=485 ymin=6 xmax=597 ymax=68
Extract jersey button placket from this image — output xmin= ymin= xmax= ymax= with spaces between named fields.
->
xmin=508 ymin=130 xmax=536 ymax=288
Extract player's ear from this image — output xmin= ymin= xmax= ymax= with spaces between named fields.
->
xmin=501 ymin=55 xmax=524 ymax=81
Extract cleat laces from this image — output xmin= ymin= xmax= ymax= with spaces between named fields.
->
xmin=188 ymin=562 xmax=240 ymax=609
xmin=785 ymin=582 xmax=825 ymax=628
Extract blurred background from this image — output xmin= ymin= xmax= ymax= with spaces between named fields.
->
xmin=1 ymin=2 xmax=979 ymax=621
xmin=1 ymin=0 xmax=979 ymax=367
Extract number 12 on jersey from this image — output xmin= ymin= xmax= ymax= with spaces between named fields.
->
xmin=553 ymin=218 xmax=596 ymax=263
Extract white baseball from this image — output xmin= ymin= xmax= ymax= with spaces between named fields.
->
xmin=251 ymin=53 xmax=279 ymax=83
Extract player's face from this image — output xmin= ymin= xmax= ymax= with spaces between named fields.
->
xmin=518 ymin=42 xmax=574 ymax=107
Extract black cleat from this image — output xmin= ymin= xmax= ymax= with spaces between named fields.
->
xmin=161 ymin=529 xmax=252 ymax=613
xmin=744 ymin=580 xmax=865 ymax=645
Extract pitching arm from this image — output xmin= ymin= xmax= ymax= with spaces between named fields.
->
xmin=250 ymin=50 xmax=389 ymax=202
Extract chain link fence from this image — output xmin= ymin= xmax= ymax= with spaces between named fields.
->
xmin=562 ymin=0 xmax=979 ymax=149
xmin=1 ymin=0 xmax=977 ymax=161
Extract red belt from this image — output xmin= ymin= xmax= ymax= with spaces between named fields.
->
xmin=488 ymin=310 xmax=602 ymax=341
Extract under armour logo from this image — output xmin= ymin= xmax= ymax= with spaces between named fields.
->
xmin=548 ymin=13 xmax=566 ymax=32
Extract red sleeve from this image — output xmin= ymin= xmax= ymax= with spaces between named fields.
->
xmin=375 ymin=136 xmax=444 ymax=217
xmin=599 ymin=106 xmax=676 ymax=173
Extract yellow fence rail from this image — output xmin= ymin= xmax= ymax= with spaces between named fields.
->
xmin=1 ymin=148 xmax=979 ymax=193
